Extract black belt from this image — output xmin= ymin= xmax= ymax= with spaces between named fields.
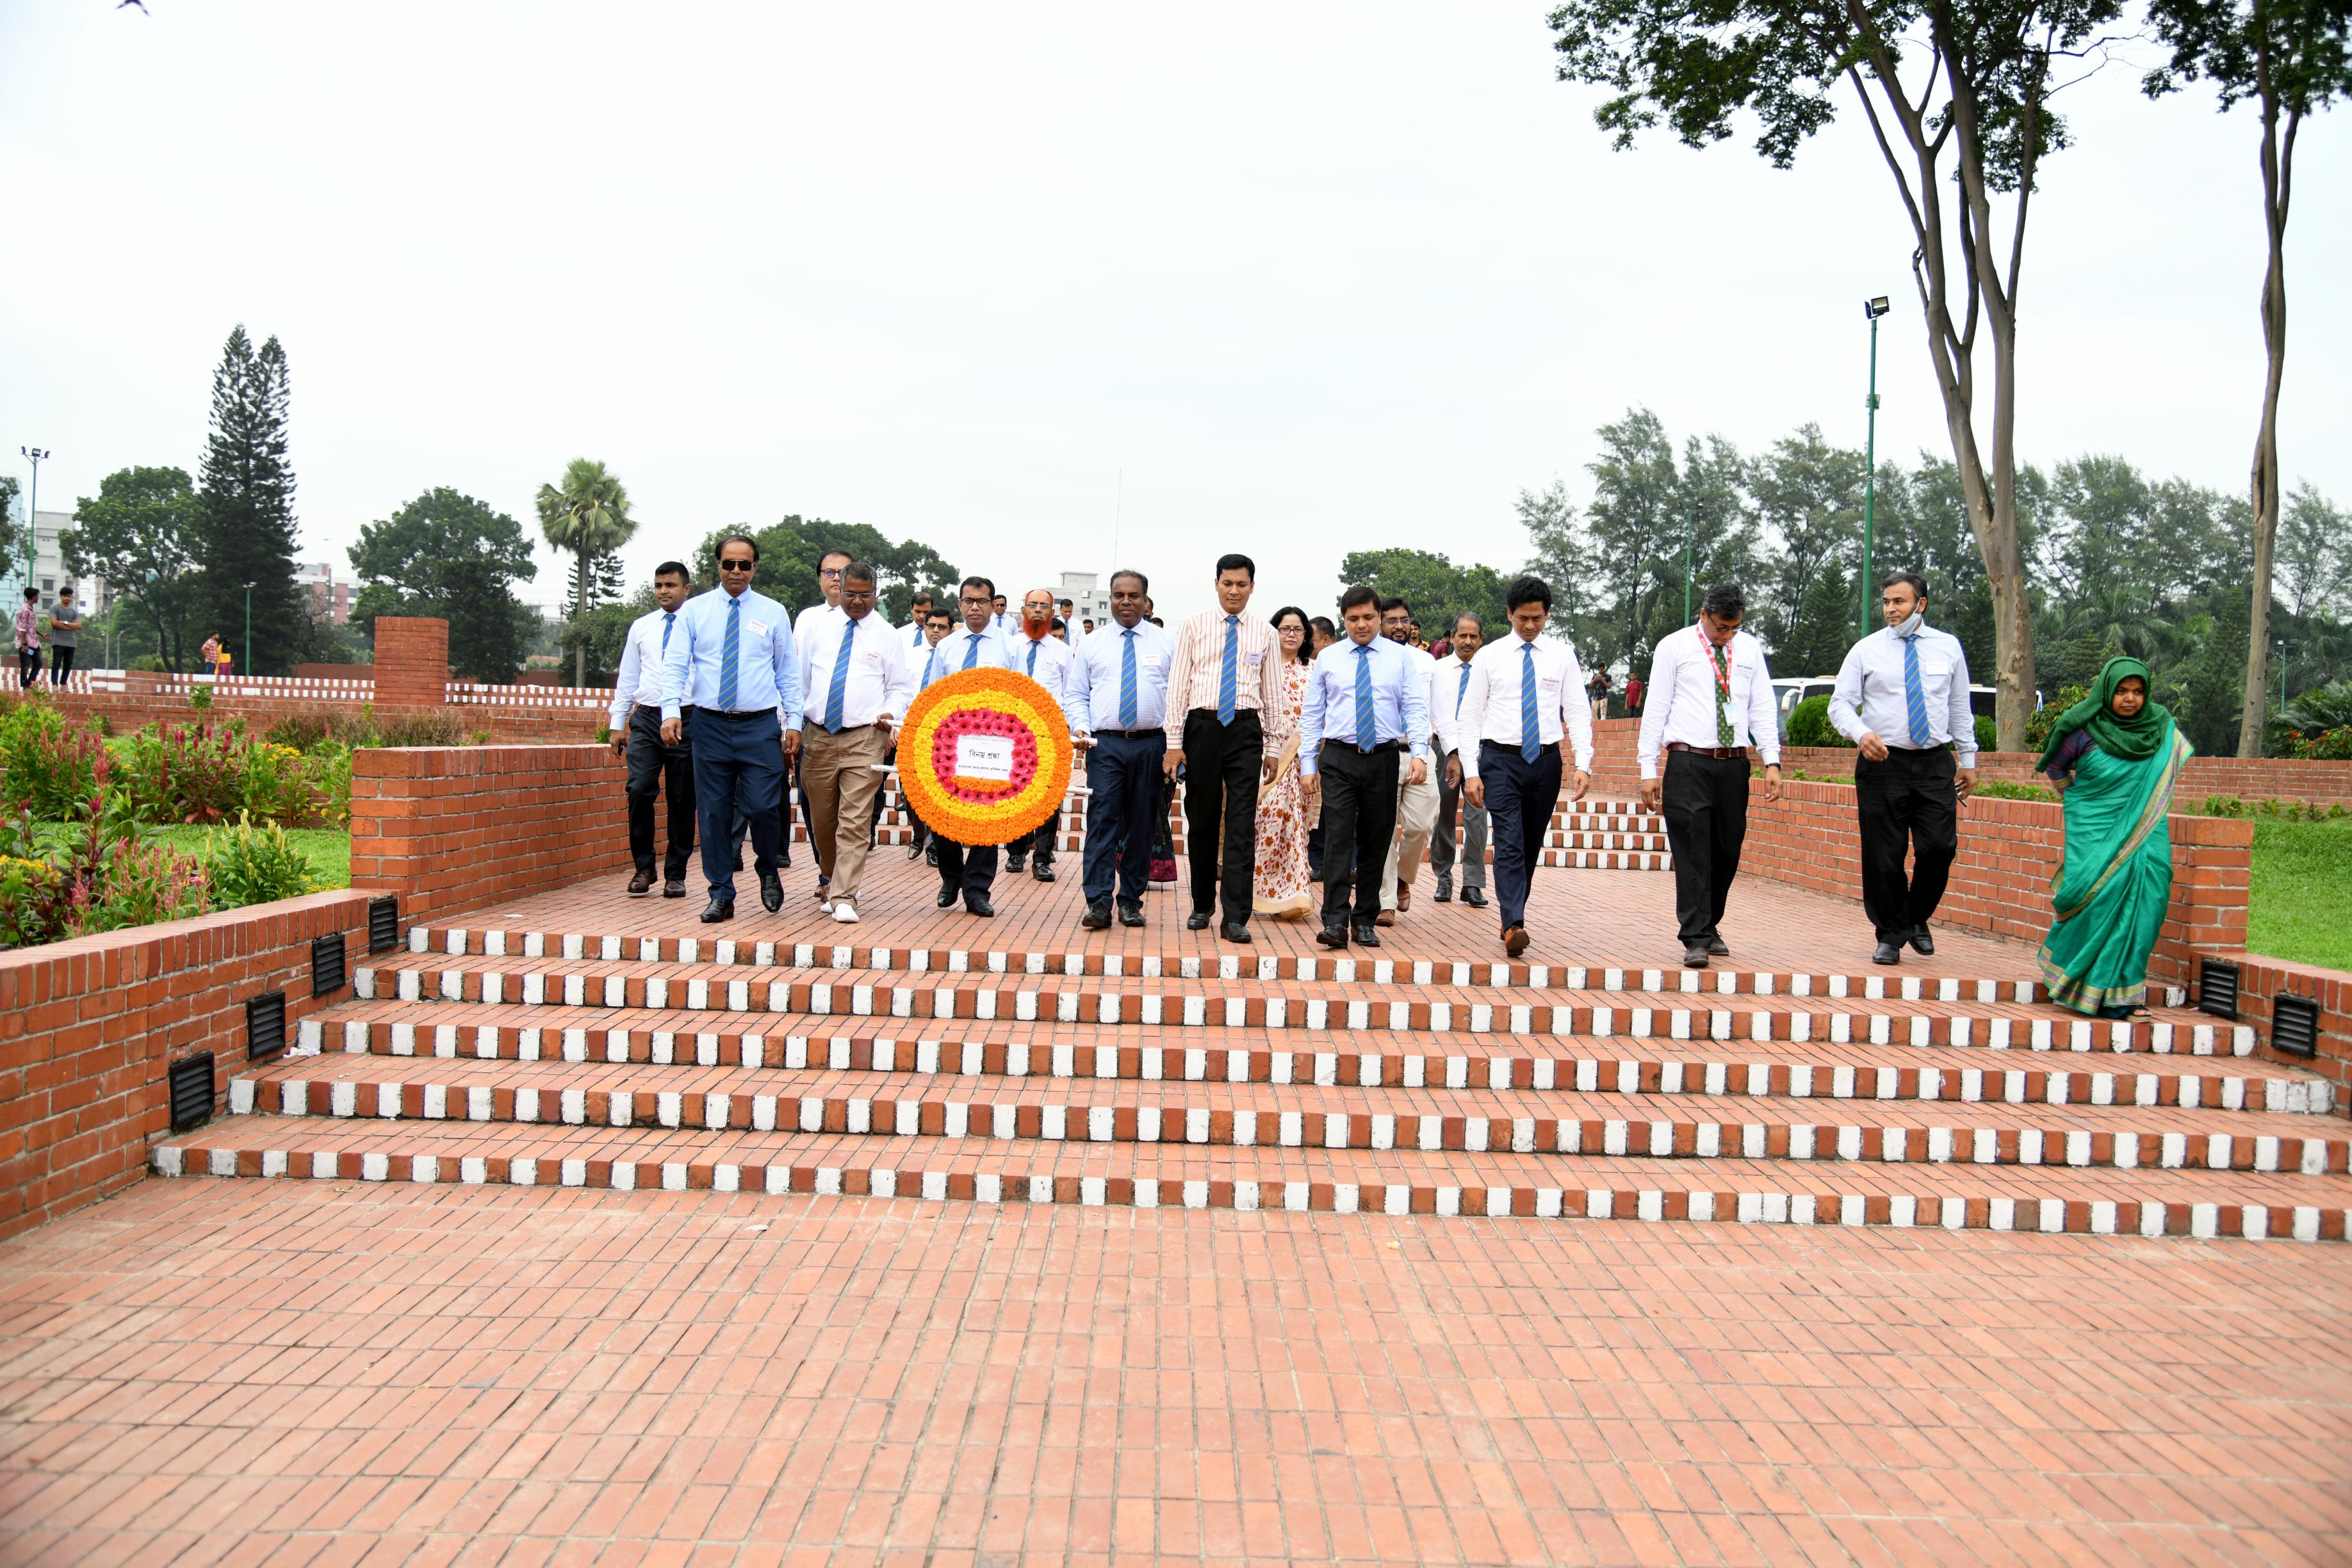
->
xmin=1338 ymin=739 xmax=1408 ymax=755
xmin=704 ymin=706 xmax=777 ymax=723
xmin=1091 ymin=728 xmax=1164 ymax=740
xmin=1666 ymin=742 xmax=1747 ymax=759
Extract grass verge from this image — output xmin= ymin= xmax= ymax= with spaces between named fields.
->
xmin=2246 ymin=817 xmax=2352 ymax=972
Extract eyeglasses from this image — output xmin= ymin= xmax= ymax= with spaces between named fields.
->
xmin=819 ymin=567 xmax=843 ymax=580
xmin=719 ymin=559 xmax=755 ymax=573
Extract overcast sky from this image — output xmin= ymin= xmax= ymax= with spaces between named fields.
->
xmin=3 ymin=1 xmax=2346 ymax=626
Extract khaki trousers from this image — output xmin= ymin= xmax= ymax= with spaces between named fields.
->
xmin=801 ymin=723 xmax=888 ymax=903
xmin=1380 ymin=754 xmax=1441 ymax=911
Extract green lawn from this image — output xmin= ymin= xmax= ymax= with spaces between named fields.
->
xmin=2246 ymin=817 xmax=2352 ymax=972
xmin=143 ymin=826 xmax=352 ymax=891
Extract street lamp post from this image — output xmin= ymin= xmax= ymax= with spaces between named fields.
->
xmin=243 ymin=582 xmax=255 ymax=682
xmin=19 ymin=446 xmax=48 ymax=591
xmin=1858 ymin=298 xmax=1889 ymax=638
xmin=1682 ymin=504 xmax=1695 ymax=625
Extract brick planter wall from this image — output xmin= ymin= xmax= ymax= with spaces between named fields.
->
xmin=2227 ymin=957 xmax=2352 ymax=1100
xmin=373 ymin=617 xmax=450 ymax=710
xmin=0 ymin=889 xmax=374 ymax=1241
xmin=349 ymin=745 xmax=637 ymax=920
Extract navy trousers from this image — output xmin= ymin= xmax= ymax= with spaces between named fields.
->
xmin=1082 ymin=731 xmax=1163 ymax=909
xmin=935 ymin=838 xmax=997 ymax=901
xmin=1479 ymin=740 xmax=1561 ymax=933
xmin=689 ymin=708 xmax=785 ymax=902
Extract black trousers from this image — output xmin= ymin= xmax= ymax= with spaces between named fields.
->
xmin=1661 ymin=749 xmax=1751 ymax=945
xmin=624 ymin=705 xmax=695 ymax=880
xmin=1181 ymin=708 xmax=1262 ymax=924
xmin=1009 ymin=806 xmax=1060 ymax=867
xmin=935 ymin=838 xmax=997 ymax=901
xmin=1480 ymin=741 xmax=1561 ymax=933
xmin=1855 ymin=746 xmax=1959 ymax=941
xmin=47 ymin=647 xmax=74 ymax=683
xmin=688 ymin=708 xmax=784 ymax=901
xmin=16 ymin=649 xmax=38 ymax=687
xmin=1316 ymin=744 xmax=1400 ymax=929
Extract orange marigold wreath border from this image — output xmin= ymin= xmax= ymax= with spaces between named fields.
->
xmin=898 ymin=667 xmax=1074 ymax=846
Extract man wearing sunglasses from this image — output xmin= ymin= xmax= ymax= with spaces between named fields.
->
xmin=660 ymin=534 xmax=802 ymax=922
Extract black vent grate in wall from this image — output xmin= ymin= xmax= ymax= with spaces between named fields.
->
xmin=313 ymin=931 xmax=347 ymax=997
xmin=2271 ymin=994 xmax=2320 ymax=1060
xmin=247 ymin=991 xmax=286 ymax=1063
xmin=368 ymin=895 xmax=400 ymax=954
xmin=168 ymin=1052 xmax=215 ymax=1132
xmin=2197 ymin=958 xmax=2239 ymax=1020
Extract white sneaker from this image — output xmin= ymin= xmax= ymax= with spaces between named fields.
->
xmin=831 ymin=901 xmax=860 ymax=923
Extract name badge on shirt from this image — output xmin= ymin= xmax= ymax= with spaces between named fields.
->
xmin=746 ymin=619 xmax=769 ymax=637
xmin=1243 ymin=651 xmax=1263 ymax=666
xmin=1143 ymin=654 xmax=1166 ymax=671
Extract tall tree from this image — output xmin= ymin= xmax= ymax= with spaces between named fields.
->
xmin=61 ymin=466 xmax=208 ymax=672
xmin=1517 ymin=478 xmax=1603 ymax=646
xmin=350 ymin=487 xmax=540 ymax=682
xmin=0 ymin=476 xmax=21 ymax=576
xmin=694 ymin=515 xmax=960 ymax=622
xmin=197 ymin=326 xmax=306 ymax=674
xmin=534 ymin=458 xmax=637 ymax=687
xmin=1334 ymin=548 xmax=1510 ymax=641
xmin=2143 ymin=0 xmax=2352 ymax=755
xmin=2276 ymin=480 xmax=2348 ymax=623
xmin=1748 ymin=424 xmax=1865 ymax=649
xmin=1549 ymin=0 xmax=2123 ymax=747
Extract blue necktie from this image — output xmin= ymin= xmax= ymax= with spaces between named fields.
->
xmin=1901 ymin=631 xmax=1932 ymax=746
xmin=1119 ymin=630 xmax=1138 ymax=727
xmin=1216 ymin=616 xmax=1238 ymax=725
xmin=1456 ymin=660 xmax=1471 ymax=717
xmin=660 ymin=612 xmax=674 ymax=654
xmin=962 ymin=633 xmax=982 ymax=671
xmin=1519 ymin=642 xmax=1540 ymax=764
xmin=1354 ymin=642 xmax=1375 ymax=752
xmin=822 ymin=618 xmax=854 ymax=733
xmin=1026 ymin=641 xmax=1039 ymax=675
xmin=716 ymin=596 xmax=740 ymax=711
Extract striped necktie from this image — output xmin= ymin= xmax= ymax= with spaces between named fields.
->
xmin=1119 ymin=630 xmax=1138 ymax=727
xmin=716 ymin=595 xmax=740 ymax=711
xmin=1519 ymin=643 xmax=1540 ymax=764
xmin=962 ymin=633 xmax=983 ymax=671
xmin=1216 ymin=617 xmax=1239 ymax=725
xmin=1353 ymin=643 xmax=1375 ymax=752
xmin=1901 ymin=632 xmax=1932 ymax=746
xmin=1456 ymin=660 xmax=1471 ymax=717
xmin=822 ymin=618 xmax=854 ymax=733
xmin=660 ymin=611 xmax=674 ymax=653
xmin=1026 ymin=640 xmax=1039 ymax=675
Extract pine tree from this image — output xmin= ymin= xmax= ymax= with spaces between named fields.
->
xmin=197 ymin=326 xmax=307 ymax=674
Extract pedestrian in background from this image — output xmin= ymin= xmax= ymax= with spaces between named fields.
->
xmin=15 ymin=589 xmax=41 ymax=689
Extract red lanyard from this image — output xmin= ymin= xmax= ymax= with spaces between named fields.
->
xmin=1702 ymin=630 xmax=1732 ymax=696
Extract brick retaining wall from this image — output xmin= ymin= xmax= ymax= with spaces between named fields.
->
xmin=0 ymin=888 xmax=374 ymax=1242
xmin=349 ymin=745 xmax=638 ymax=919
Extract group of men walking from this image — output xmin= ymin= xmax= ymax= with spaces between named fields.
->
xmin=610 ymin=538 xmax=1980 ymax=966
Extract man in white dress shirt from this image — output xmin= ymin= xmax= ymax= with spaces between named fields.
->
xmin=788 ymin=548 xmax=853 ymax=878
xmin=1829 ymin=571 xmax=1980 ymax=965
xmin=1375 ymin=597 xmax=1447 ymax=926
xmin=900 ymin=589 xmax=936 ymax=659
xmin=610 ymin=561 xmax=698 ymax=898
xmin=1430 ymin=612 xmax=1489 ymax=908
xmin=795 ymin=560 xmax=917 ymax=923
xmin=1459 ymin=577 xmax=1593 ymax=956
xmin=1004 ymin=587 xmax=1075 ymax=883
xmin=926 ymin=577 xmax=1018 ymax=916
xmin=1635 ymin=583 xmax=1783 ymax=967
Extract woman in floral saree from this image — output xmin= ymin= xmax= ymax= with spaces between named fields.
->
xmin=2036 ymin=657 xmax=2193 ymax=1019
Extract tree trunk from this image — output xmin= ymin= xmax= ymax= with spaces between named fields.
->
xmin=2237 ymin=90 xmax=2291 ymax=758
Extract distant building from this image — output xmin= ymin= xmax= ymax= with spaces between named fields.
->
xmin=1059 ymin=571 xmax=1112 ymax=628
xmin=3 ymin=510 xmax=110 ymax=615
xmin=298 ymin=562 xmax=351 ymax=625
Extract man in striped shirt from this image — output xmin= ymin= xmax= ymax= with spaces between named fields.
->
xmin=1161 ymin=553 xmax=1285 ymax=943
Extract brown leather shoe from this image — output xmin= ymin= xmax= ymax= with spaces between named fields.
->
xmin=1503 ymin=924 xmax=1530 ymax=956
xmin=1374 ymin=910 xmax=1397 ymax=927
xmin=626 ymin=868 xmax=655 ymax=897
xmin=1396 ymin=879 xmax=1412 ymax=913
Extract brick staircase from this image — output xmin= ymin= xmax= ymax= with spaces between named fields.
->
xmin=152 ymin=795 xmax=2352 ymax=1243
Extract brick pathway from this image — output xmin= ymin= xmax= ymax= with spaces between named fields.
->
xmin=4 ymin=1180 xmax=2349 ymax=1566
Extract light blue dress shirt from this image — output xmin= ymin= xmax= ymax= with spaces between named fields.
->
xmin=1065 ymin=619 xmax=1175 ymax=733
xmin=922 ymin=624 xmax=1015 ymax=688
xmin=658 ymin=585 xmax=803 ymax=733
xmin=1298 ymin=634 xmax=1430 ymax=778
xmin=1827 ymin=619 xmax=1977 ymax=761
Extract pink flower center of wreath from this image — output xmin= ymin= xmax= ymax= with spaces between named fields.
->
xmin=928 ymin=707 xmax=1040 ymax=802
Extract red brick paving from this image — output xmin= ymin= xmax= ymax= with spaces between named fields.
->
xmin=4 ymin=1180 xmax=2351 ymax=1565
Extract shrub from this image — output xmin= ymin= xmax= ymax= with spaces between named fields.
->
xmin=0 ymin=705 xmax=104 ymax=820
xmin=2289 ymin=725 xmax=2352 ymax=761
xmin=111 ymin=721 xmax=249 ymax=826
xmin=1973 ymin=779 xmax=2055 ymax=803
xmin=372 ymin=710 xmax=472 ymax=747
xmin=1974 ymin=715 xmax=1997 ymax=753
xmin=2198 ymin=794 xmax=2348 ymax=821
xmin=2283 ymin=681 xmax=2352 ymax=736
xmin=1785 ymin=694 xmax=1849 ymax=749
xmin=204 ymin=815 xmax=321 ymax=908
xmin=0 ymin=855 xmax=67 ymax=948
xmin=188 ymin=683 xmax=213 ymax=712
xmin=2024 ymin=684 xmax=2088 ymax=751
xmin=81 ymin=838 xmax=211 ymax=933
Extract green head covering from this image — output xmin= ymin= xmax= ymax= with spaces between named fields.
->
xmin=2035 ymin=655 xmax=2173 ymax=771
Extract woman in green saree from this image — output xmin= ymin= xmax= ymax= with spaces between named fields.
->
xmin=2036 ymin=657 xmax=2194 ymax=1019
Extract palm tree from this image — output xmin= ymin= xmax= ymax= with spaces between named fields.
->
xmin=534 ymin=458 xmax=637 ymax=687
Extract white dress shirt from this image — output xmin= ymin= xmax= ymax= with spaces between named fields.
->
xmin=795 ymin=601 xmax=844 ymax=654
xmin=1065 ymin=619 xmax=1176 ymax=733
xmin=901 ymin=618 xmax=930 ymax=658
xmin=1636 ymin=623 xmax=1780 ymax=779
xmin=797 ymin=607 xmax=917 ymax=731
xmin=1006 ymin=628 xmax=1074 ymax=703
xmin=609 ymin=606 xmax=682 ymax=728
xmin=1401 ymin=642 xmax=1457 ymax=757
xmin=1439 ymin=655 xmax=1479 ymax=751
xmin=924 ymin=623 xmax=1016 ymax=686
xmin=1457 ymin=633 xmax=1595 ymax=778
xmin=1829 ymin=618 xmax=1977 ymax=761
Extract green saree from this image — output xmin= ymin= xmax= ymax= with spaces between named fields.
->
xmin=2037 ymin=724 xmax=2193 ymax=1015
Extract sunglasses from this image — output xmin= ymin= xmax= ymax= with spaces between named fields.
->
xmin=719 ymin=559 xmax=755 ymax=572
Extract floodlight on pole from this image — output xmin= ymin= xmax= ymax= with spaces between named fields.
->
xmin=1857 ymin=300 xmax=1890 ymax=638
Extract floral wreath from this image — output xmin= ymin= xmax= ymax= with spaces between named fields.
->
xmin=897 ymin=667 xmax=1073 ymax=845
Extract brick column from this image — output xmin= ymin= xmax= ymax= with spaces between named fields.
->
xmin=373 ymin=617 xmax=448 ymax=710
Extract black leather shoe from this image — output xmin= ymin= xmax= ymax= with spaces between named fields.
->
xmin=1316 ymin=923 xmax=1350 ymax=949
xmin=1462 ymin=887 xmax=1488 ymax=908
xmin=938 ymin=885 xmax=960 ymax=910
xmin=1032 ymin=863 xmax=1055 ymax=883
xmin=906 ymin=840 xmax=924 ymax=860
xmin=627 ymin=868 xmax=655 ymax=897
xmin=1218 ymin=920 xmax=1252 ymax=943
xmin=1186 ymin=911 xmax=1212 ymax=931
xmin=1119 ymin=903 xmax=1145 ymax=927
xmin=1873 ymin=940 xmax=1903 ymax=965
xmin=1707 ymin=936 xmax=1729 ymax=957
xmin=1682 ymin=943 xmax=1710 ymax=968
xmin=1909 ymin=926 xmax=1935 ymax=956
xmin=662 ymin=878 xmax=686 ymax=899
xmin=1006 ymin=852 xmax=1028 ymax=874
xmin=700 ymin=897 xmax=734 ymax=924
xmin=1080 ymin=904 xmax=1112 ymax=931
xmin=925 ymin=844 xmax=940 ymax=868
xmin=759 ymin=870 xmax=784 ymax=913
xmin=965 ymin=895 xmax=996 ymax=918
xmin=1352 ymin=924 xmax=1382 ymax=948
xmin=1433 ymin=871 xmax=1453 ymax=903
